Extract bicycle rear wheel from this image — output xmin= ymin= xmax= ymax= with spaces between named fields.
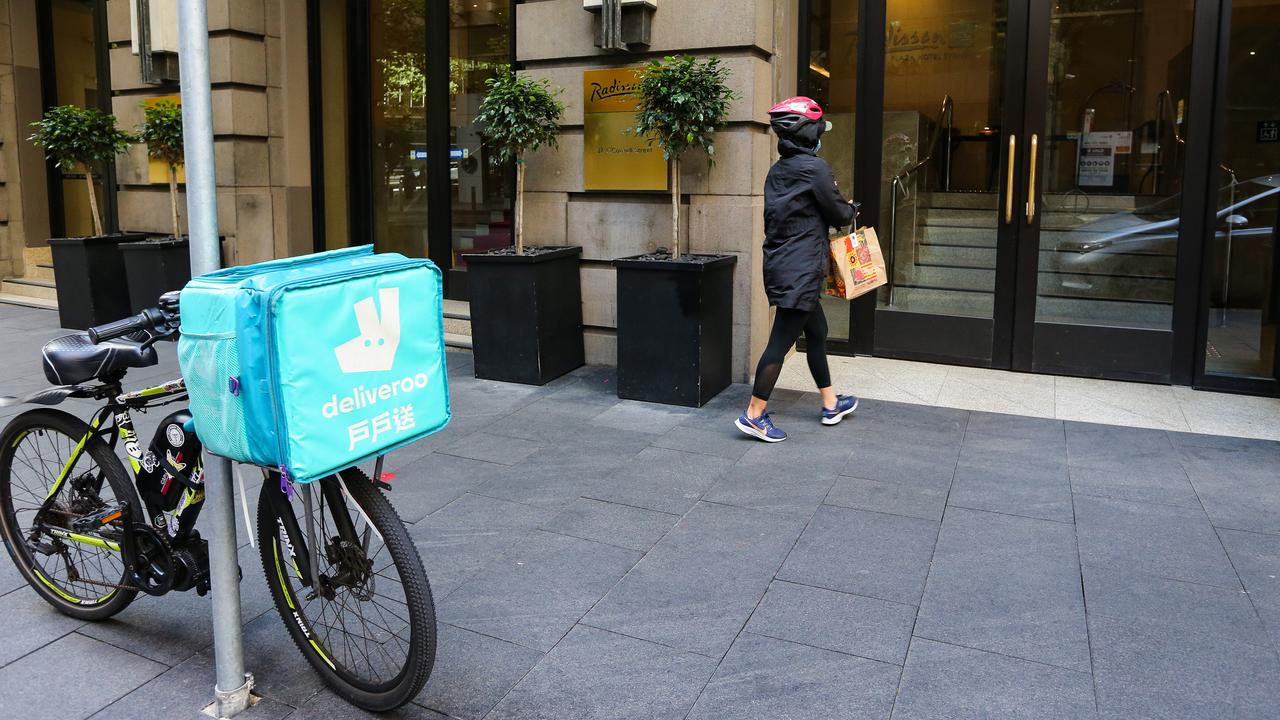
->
xmin=0 ymin=409 xmax=140 ymax=620
xmin=257 ymin=467 xmax=435 ymax=711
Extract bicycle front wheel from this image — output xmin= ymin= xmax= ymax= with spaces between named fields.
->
xmin=257 ymin=467 xmax=435 ymax=711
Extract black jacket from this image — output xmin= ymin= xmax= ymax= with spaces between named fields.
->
xmin=763 ymin=124 xmax=855 ymax=310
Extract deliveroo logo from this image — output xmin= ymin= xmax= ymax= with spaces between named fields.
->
xmin=334 ymin=288 xmax=401 ymax=373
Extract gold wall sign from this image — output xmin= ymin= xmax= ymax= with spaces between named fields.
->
xmin=583 ymin=67 xmax=667 ymax=191
xmin=144 ymin=95 xmax=187 ymax=184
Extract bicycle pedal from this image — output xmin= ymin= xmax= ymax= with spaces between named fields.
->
xmin=70 ymin=503 xmax=129 ymax=533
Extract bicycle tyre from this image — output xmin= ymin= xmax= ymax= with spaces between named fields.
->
xmin=0 ymin=409 xmax=141 ymax=620
xmin=257 ymin=466 xmax=436 ymax=711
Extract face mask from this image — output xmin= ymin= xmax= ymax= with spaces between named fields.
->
xmin=816 ymin=140 xmax=823 ymax=153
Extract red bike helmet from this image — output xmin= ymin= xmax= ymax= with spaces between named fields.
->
xmin=768 ymin=96 xmax=826 ymax=133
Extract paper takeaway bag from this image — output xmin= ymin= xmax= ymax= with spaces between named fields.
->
xmin=825 ymin=226 xmax=887 ymax=300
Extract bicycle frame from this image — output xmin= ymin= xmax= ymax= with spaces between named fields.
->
xmin=34 ymin=374 xmax=362 ymax=599
xmin=35 ymin=377 xmax=206 ymax=553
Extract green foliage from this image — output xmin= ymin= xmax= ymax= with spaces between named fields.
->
xmin=633 ymin=55 xmax=736 ymax=162
xmin=139 ymin=100 xmax=184 ymax=166
xmin=474 ymin=69 xmax=565 ymax=165
xmin=28 ymin=105 xmax=133 ymax=173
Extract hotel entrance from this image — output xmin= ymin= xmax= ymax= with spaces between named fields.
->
xmin=803 ymin=0 xmax=1279 ymax=395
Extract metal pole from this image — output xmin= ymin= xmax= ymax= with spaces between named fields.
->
xmin=177 ymin=1 xmax=252 ymax=716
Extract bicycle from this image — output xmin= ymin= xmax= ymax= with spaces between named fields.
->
xmin=0 ymin=292 xmax=436 ymax=711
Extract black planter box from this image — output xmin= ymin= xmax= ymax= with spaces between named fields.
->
xmin=48 ymin=233 xmax=148 ymax=330
xmin=462 ymin=246 xmax=585 ymax=385
xmin=614 ymin=254 xmax=737 ymax=407
xmin=121 ymin=236 xmax=192 ymax=314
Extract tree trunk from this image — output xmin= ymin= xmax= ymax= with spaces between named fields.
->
xmin=168 ymin=163 xmax=181 ymax=240
xmin=84 ymin=167 xmax=103 ymax=237
xmin=670 ymin=156 xmax=680 ymax=259
xmin=515 ymin=158 xmax=525 ymax=256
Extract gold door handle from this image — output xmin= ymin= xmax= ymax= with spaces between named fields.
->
xmin=1026 ymin=133 xmax=1039 ymax=223
xmin=1005 ymin=134 xmax=1017 ymax=224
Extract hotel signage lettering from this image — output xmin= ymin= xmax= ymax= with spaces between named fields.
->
xmin=583 ymin=67 xmax=668 ymax=191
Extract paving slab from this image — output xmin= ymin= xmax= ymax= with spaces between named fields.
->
xmin=76 ymin=542 xmax=276 ymax=666
xmin=649 ymin=424 xmax=755 ymax=461
xmin=686 ymin=632 xmax=899 ymax=720
xmin=0 ymin=632 xmax=165 ymax=720
xmin=743 ymin=579 xmax=916 ymax=665
xmin=1082 ymin=564 xmax=1268 ymax=649
xmin=778 ymin=504 xmax=938 ymax=606
xmin=584 ymin=446 xmax=735 ymax=515
xmin=1074 ymin=494 xmax=1240 ymax=589
xmin=1178 ymin=443 xmax=1280 ymax=534
xmin=0 ymin=585 xmax=85 ymax=668
xmin=892 ymin=637 xmax=1097 ymax=720
xmin=440 ymin=529 xmax=639 ymax=651
xmin=87 ymin=651 xmax=294 ymax=720
xmin=1067 ymin=464 xmax=1202 ymax=508
xmin=540 ymin=497 xmax=680 ymax=552
xmin=381 ymin=451 xmax=510 ymax=524
xmin=947 ymin=460 xmax=1074 ymax=524
xmin=914 ymin=507 xmax=1091 ymax=672
xmin=1089 ymin=613 xmax=1280 ymax=720
xmin=436 ymin=432 xmax=542 ymax=466
xmin=824 ymin=474 xmax=949 ymax=522
xmin=409 ymin=493 xmax=558 ymax=599
xmin=487 ymin=625 xmax=716 ymax=720
xmin=583 ymin=501 xmax=805 ymax=658
xmin=414 ymin=622 xmax=544 ymax=720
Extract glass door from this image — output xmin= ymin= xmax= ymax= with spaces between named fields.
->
xmin=1012 ymin=0 xmax=1200 ymax=381
xmin=872 ymin=0 xmax=1027 ymax=366
xmin=1197 ymin=0 xmax=1280 ymax=389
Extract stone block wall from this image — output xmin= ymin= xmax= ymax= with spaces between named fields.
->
xmin=0 ymin=0 xmax=50 ymax=276
xmin=106 ymin=0 xmax=312 ymax=265
xmin=517 ymin=0 xmax=797 ymax=380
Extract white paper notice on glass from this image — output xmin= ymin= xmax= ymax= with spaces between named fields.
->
xmin=1078 ymin=131 xmax=1130 ymax=186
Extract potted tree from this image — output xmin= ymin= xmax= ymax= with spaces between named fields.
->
xmin=122 ymin=99 xmax=192 ymax=313
xmin=463 ymin=69 xmax=583 ymax=385
xmin=615 ymin=55 xmax=737 ymax=407
xmin=29 ymin=105 xmax=140 ymax=329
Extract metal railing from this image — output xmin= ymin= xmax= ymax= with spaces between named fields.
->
xmin=887 ymin=94 xmax=953 ymax=306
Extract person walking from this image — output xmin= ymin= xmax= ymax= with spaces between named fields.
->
xmin=735 ymin=97 xmax=859 ymax=443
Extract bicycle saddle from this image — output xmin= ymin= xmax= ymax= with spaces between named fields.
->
xmin=41 ymin=333 xmax=158 ymax=385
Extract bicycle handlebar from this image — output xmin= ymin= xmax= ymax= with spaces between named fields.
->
xmin=87 ymin=309 xmax=170 ymax=344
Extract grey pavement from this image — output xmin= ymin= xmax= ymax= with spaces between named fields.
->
xmin=1 ymin=304 xmax=1279 ymax=719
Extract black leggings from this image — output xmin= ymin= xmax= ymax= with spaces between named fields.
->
xmin=751 ymin=304 xmax=831 ymax=401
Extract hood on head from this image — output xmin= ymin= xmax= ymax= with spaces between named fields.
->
xmin=773 ymin=118 xmax=824 ymax=156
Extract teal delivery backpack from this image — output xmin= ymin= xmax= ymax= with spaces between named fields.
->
xmin=177 ymin=245 xmax=451 ymax=483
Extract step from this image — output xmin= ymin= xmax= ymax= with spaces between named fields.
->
xmin=25 ymin=263 xmax=56 ymax=282
xmin=915 ymin=244 xmax=997 ymax=269
xmin=0 ymin=277 xmax=57 ymax=302
xmin=881 ymin=287 xmax=995 ymax=318
xmin=917 ymin=208 xmax=1111 ymax=230
xmin=894 ymin=264 xmax=995 ymax=293
xmin=917 ymin=192 xmax=1140 ymax=213
xmin=0 ymin=291 xmax=57 ymax=311
xmin=443 ymin=299 xmax=471 ymax=343
xmin=444 ymin=332 xmax=472 ymax=350
xmin=880 ymin=287 xmax=1170 ymax=329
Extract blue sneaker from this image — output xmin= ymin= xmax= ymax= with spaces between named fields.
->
xmin=735 ymin=412 xmax=787 ymax=443
xmin=821 ymin=395 xmax=859 ymax=426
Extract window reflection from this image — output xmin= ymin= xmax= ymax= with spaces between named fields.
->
xmin=370 ymin=0 xmax=429 ymax=257
xmin=450 ymin=0 xmax=513 ymax=281
xmin=1205 ymin=0 xmax=1280 ymax=379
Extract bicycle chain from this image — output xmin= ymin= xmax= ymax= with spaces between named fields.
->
xmin=38 ymin=509 xmax=141 ymax=593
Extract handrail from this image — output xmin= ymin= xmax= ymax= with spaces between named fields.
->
xmin=887 ymin=94 xmax=953 ymax=306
